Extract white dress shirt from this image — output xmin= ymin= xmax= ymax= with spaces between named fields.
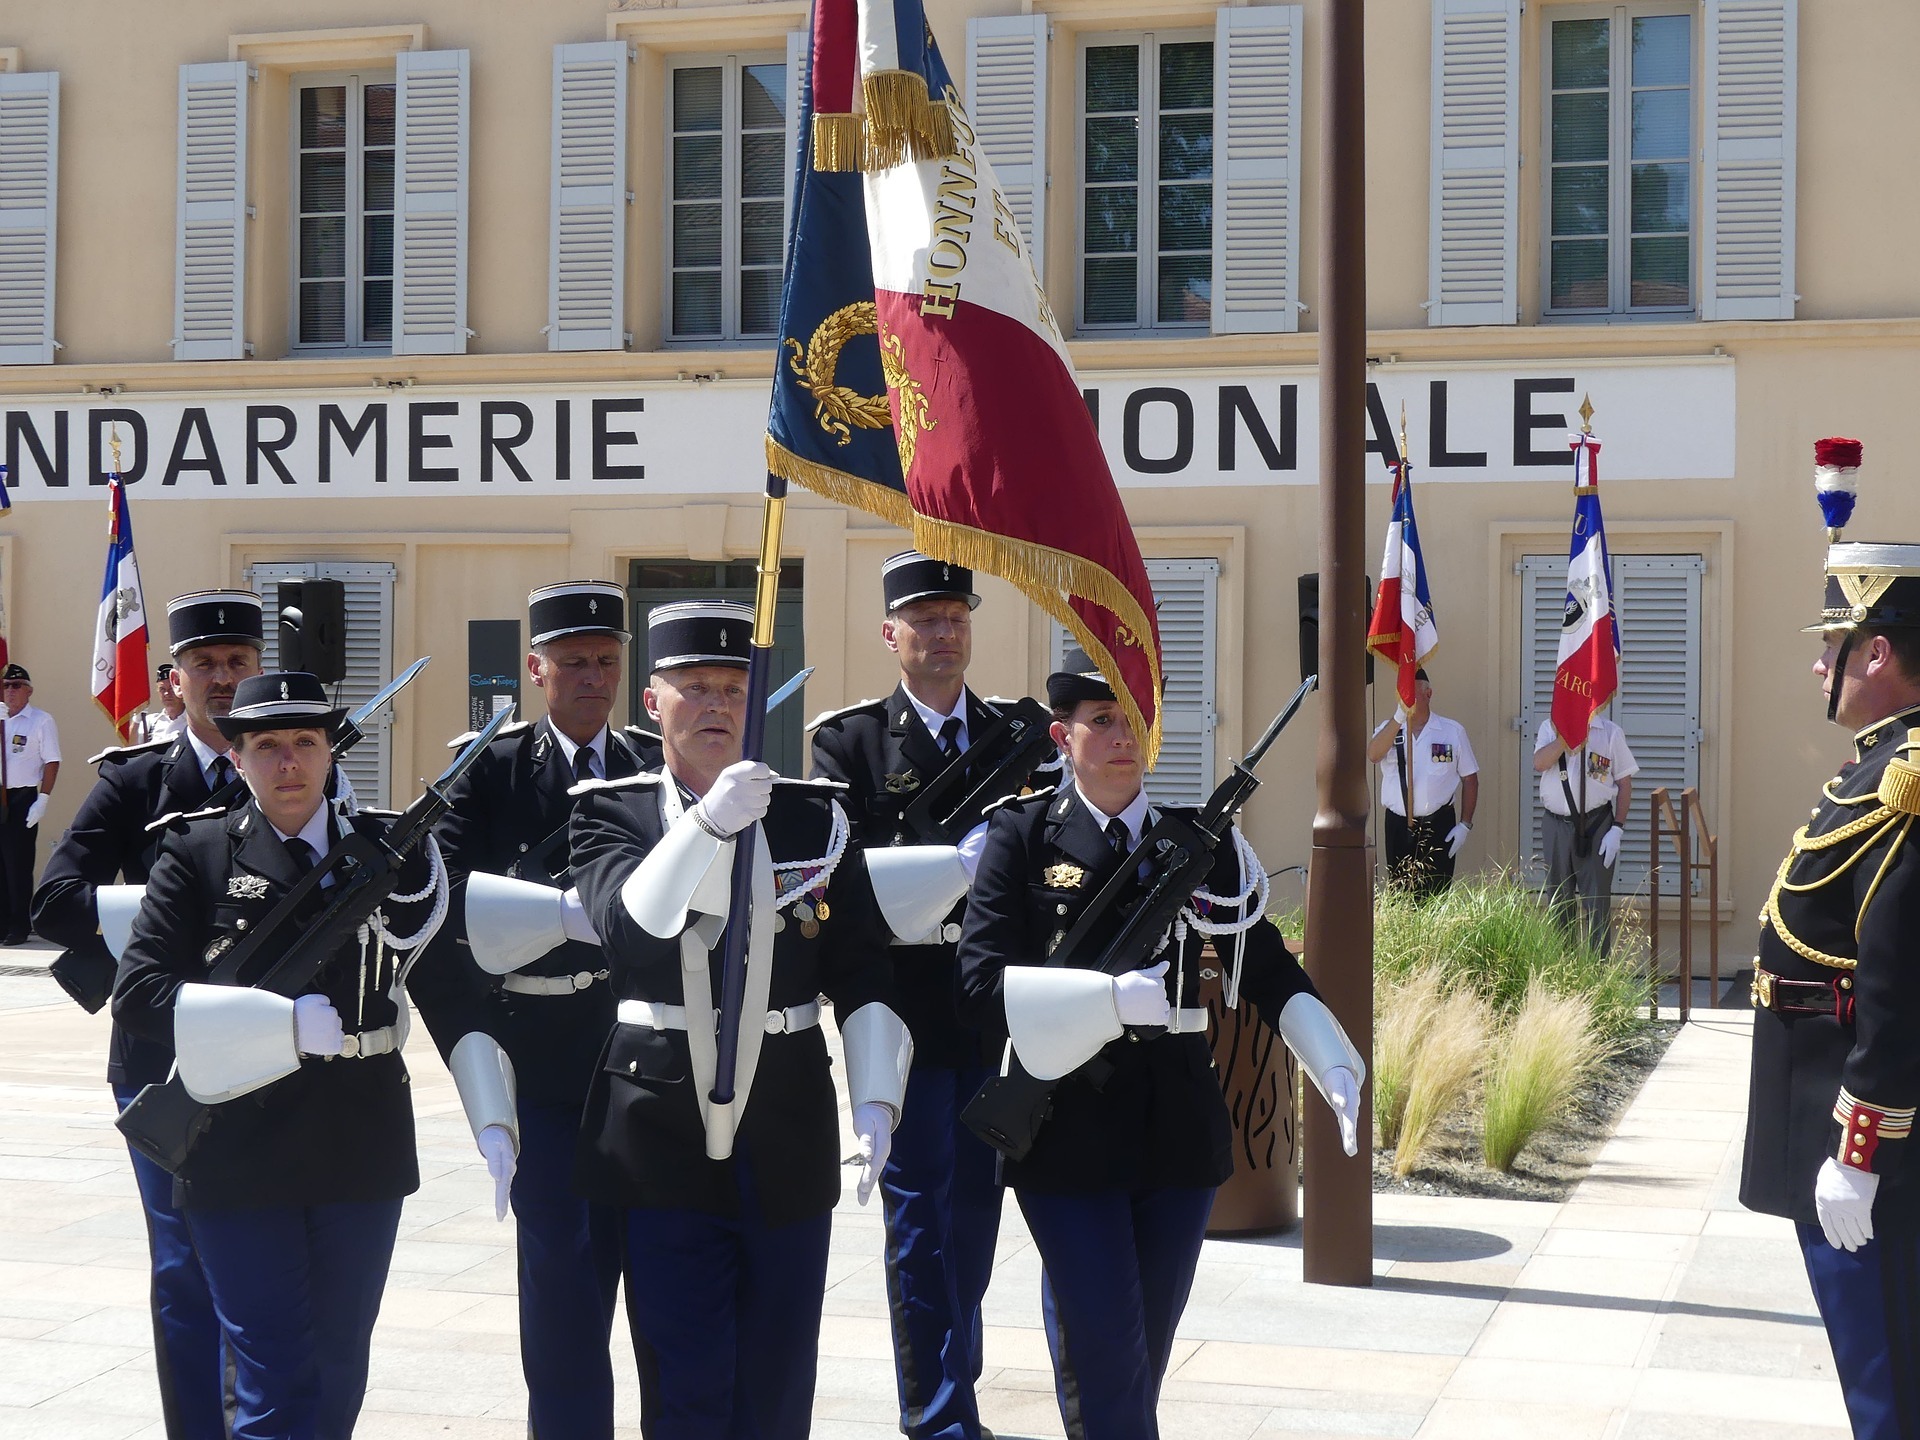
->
xmin=1374 ymin=713 xmax=1478 ymax=818
xmin=2 ymin=704 xmax=61 ymax=789
xmin=1074 ymin=781 xmax=1152 ymax=849
xmin=1535 ymin=716 xmax=1640 ymax=816
xmin=549 ymin=723 xmax=610 ymax=781
xmin=903 ymin=687 xmax=969 ymax=755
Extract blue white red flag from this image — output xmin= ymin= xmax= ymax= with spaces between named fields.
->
xmin=767 ymin=0 xmax=1164 ymax=758
xmin=0 ymin=462 xmax=11 ymax=511
xmin=1366 ymin=455 xmax=1437 ymax=710
xmin=1550 ymin=430 xmax=1619 ymax=748
xmin=92 ymin=478 xmax=150 ymax=740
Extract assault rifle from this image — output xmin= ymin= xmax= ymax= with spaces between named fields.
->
xmin=115 ymin=700 xmax=516 ymax=1174
xmin=961 ymin=674 xmax=1318 ymax=1162
xmin=898 ymin=697 xmax=1058 ymax=844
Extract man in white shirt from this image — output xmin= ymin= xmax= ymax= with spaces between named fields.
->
xmin=135 ymin=664 xmax=188 ymax=744
xmin=1533 ymin=712 xmax=1639 ymax=954
xmin=1 ymin=662 xmax=60 ymax=944
xmin=1367 ymin=668 xmax=1478 ymax=896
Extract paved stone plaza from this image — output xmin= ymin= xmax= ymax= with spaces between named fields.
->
xmin=0 ymin=954 xmax=1851 ymax=1439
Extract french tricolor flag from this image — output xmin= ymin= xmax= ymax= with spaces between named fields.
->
xmin=1550 ymin=430 xmax=1620 ymax=749
xmin=92 ymin=479 xmax=151 ymax=740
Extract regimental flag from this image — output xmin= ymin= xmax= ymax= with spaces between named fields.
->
xmin=767 ymin=0 xmax=1164 ymax=759
xmin=1366 ymin=453 xmax=1437 ymax=710
xmin=92 ymin=478 xmax=150 ymax=740
xmin=1550 ymin=428 xmax=1619 ymax=748
xmin=0 ymin=461 xmax=11 ymax=512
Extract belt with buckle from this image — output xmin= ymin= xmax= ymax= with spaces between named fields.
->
xmin=617 ymin=997 xmax=824 ymax=1035
xmin=501 ymin=969 xmax=610 ymax=996
xmin=1752 ymin=967 xmax=1855 ymax=1023
xmin=334 ymin=1024 xmax=400 ymax=1059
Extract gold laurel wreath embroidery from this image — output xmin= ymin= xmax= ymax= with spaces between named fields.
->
xmin=880 ymin=332 xmax=935 ymax=474
xmin=782 ymin=303 xmax=892 ymax=446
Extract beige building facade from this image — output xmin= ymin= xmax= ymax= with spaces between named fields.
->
xmin=0 ymin=0 xmax=1913 ymax=971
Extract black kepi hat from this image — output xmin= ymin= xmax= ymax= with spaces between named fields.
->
xmin=2 ymin=663 xmax=29 ymax=684
xmin=529 ymin=581 xmax=630 ymax=646
xmin=214 ymin=671 xmax=348 ymax=741
xmin=167 ymin=590 xmax=265 ymax=655
xmin=882 ymin=550 xmax=979 ymax=611
xmin=1046 ymin=649 xmax=1116 ymax=710
xmin=647 ymin=601 xmax=753 ymax=673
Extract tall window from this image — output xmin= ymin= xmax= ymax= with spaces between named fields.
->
xmin=294 ymin=76 xmax=395 ymax=348
xmin=1078 ymin=34 xmax=1214 ymax=332
xmin=1546 ymin=8 xmax=1693 ymax=317
xmin=669 ymin=55 xmax=788 ymax=342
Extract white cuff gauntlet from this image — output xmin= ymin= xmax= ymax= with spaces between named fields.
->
xmin=1003 ymin=967 xmax=1124 ymax=1081
xmin=173 ymin=984 xmax=302 ymax=1104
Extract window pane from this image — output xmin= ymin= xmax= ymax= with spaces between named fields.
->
xmin=363 ymin=214 xmax=393 ymax=277
xmin=1552 ymin=166 xmax=1608 ymax=237
xmin=1632 ymin=15 xmax=1691 ymax=87
xmin=301 ymin=152 xmax=346 ymax=213
xmin=1085 ymin=188 xmax=1138 ymax=253
xmin=739 ymin=269 xmax=781 ymax=335
xmin=1158 ymin=114 xmax=1212 ymax=182
xmin=301 ymin=86 xmax=346 ymax=149
xmin=740 ymin=200 xmax=783 ymax=267
xmin=1083 ymin=256 xmax=1137 ymax=324
xmin=300 ymin=216 xmax=347 ymax=279
xmin=1157 ymin=254 xmax=1210 ymax=325
xmin=673 ymin=272 xmax=722 ymax=335
xmin=1552 ymin=19 xmax=1609 ymax=90
xmin=1630 ymin=235 xmax=1689 ymax=307
xmin=674 ymin=136 xmax=723 ymax=200
xmin=1158 ymin=183 xmax=1210 ymax=251
xmin=1085 ymin=47 xmax=1139 ymax=113
xmin=1550 ymin=239 xmax=1608 ymax=309
xmin=364 ymin=150 xmax=395 ymax=212
xmin=1158 ymin=42 xmax=1213 ymax=111
xmin=1630 ymin=163 xmax=1689 ymax=233
xmin=1632 ymin=89 xmax=1689 ymax=160
xmin=1085 ymin=116 xmax=1139 ymax=184
xmin=741 ymin=133 xmax=785 ymax=201
xmin=673 ymin=203 xmax=723 ymax=267
xmin=299 ymin=281 xmax=346 ymax=344
xmin=741 ymin=64 xmax=786 ymax=130
xmin=363 ymin=279 xmax=392 ymax=343
xmin=675 ymin=67 xmax=724 ymax=132
xmin=1552 ymin=92 xmax=1609 ymax=164
xmin=364 ymin=84 xmax=396 ymax=149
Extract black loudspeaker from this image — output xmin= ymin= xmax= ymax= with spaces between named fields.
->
xmin=1297 ymin=573 xmax=1375 ymax=688
xmin=278 ymin=579 xmax=348 ymax=684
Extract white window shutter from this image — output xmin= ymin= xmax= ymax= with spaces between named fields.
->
xmin=1702 ymin=0 xmax=1797 ymax=320
xmin=1427 ymin=0 xmax=1519 ymax=327
xmin=174 ymin=61 xmax=250 ymax=361
xmin=393 ymin=49 xmax=470 ymax=356
xmin=965 ymin=14 xmax=1048 ymax=273
xmin=0 ymin=71 xmax=58 ymax=366
xmin=1517 ymin=554 xmax=1565 ymax=885
xmin=548 ymin=41 xmax=630 ymax=353
xmin=1211 ymin=5 xmax=1303 ymax=336
xmin=785 ymin=30 xmax=808 ymax=259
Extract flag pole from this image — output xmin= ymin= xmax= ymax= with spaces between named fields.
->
xmin=1392 ymin=406 xmax=1416 ymax=834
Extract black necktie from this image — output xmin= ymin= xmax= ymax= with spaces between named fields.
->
xmin=1106 ymin=817 xmax=1131 ymax=856
xmin=574 ymin=746 xmax=598 ymax=783
xmin=284 ymin=837 xmax=316 ymax=875
xmin=938 ymin=716 xmax=963 ymax=760
xmin=210 ymin=756 xmax=234 ymax=791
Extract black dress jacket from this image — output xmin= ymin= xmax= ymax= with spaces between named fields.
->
xmin=956 ymin=784 xmax=1318 ymax=1195
xmin=32 ymin=736 xmax=219 ymax=1085
xmin=424 ymin=718 xmax=654 ymax=1107
xmin=111 ymin=801 xmax=443 ymax=1210
xmin=1743 ymin=706 xmax=1920 ymax=1225
xmin=568 ymin=770 xmax=897 ymax=1224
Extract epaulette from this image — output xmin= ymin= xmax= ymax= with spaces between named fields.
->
xmin=90 ymin=737 xmax=171 ymax=765
xmin=984 ymin=785 xmax=1056 ymax=818
xmin=446 ymin=719 xmax=533 ymax=749
xmin=568 ymin=773 xmax=666 ymax=799
xmin=144 ymin=803 xmax=228 ymax=834
xmin=1880 ymin=730 xmax=1920 ymax=814
xmin=623 ymin=724 xmax=663 ymax=744
xmin=355 ymin=807 xmax=402 ymax=820
xmin=804 ymin=698 xmax=884 ymax=732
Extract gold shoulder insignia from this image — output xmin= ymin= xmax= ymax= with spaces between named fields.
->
xmin=1880 ymin=752 xmax=1920 ymax=816
xmin=1043 ymin=861 xmax=1086 ymax=889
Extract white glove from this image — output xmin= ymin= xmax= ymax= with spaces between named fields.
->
xmin=1598 ymin=825 xmax=1624 ymax=867
xmin=956 ymin=821 xmax=990 ymax=881
xmin=476 ymin=1124 xmax=517 ymax=1222
xmin=559 ymin=887 xmax=599 ymax=945
xmin=1323 ymin=1065 xmax=1361 ymax=1157
xmin=1445 ymin=823 xmax=1470 ymax=859
xmin=852 ymin=1100 xmax=894 ymax=1205
xmin=694 ymin=760 xmax=773 ymax=838
xmin=1815 ymin=1157 xmax=1879 ymax=1251
xmin=1113 ymin=960 xmax=1171 ymax=1028
xmin=292 ymin=994 xmax=344 ymax=1057
xmin=25 ymin=795 xmax=48 ymax=828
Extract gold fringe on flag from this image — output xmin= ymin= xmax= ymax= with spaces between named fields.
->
xmin=765 ymin=434 xmax=1164 ymax=763
xmin=857 ymin=70 xmax=957 ymax=171
xmin=811 ymin=112 xmax=866 ymax=173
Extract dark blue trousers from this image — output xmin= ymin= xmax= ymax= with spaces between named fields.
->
xmin=619 ymin=1158 xmax=832 ymax=1440
xmin=1799 ymin=1220 xmax=1920 ymax=1439
xmin=512 ymin=1097 xmax=629 ymax=1439
xmin=184 ymin=1198 xmax=403 ymax=1440
xmin=1016 ymin=1185 xmax=1215 ymax=1440
xmin=880 ymin=1062 xmax=1003 ymax=1440
xmin=114 ymin=1082 xmax=227 ymax=1440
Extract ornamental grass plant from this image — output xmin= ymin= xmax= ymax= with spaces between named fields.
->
xmin=1481 ymin=977 xmax=1611 ymax=1172
xmin=1373 ymin=965 xmax=1447 ymax=1151
xmin=1392 ymin=986 xmax=1492 ymax=1178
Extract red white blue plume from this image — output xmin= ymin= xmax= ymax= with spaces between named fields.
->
xmin=1814 ymin=437 xmax=1862 ymax=538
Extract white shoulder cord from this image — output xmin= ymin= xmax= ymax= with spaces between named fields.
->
xmin=771 ymin=798 xmax=850 ymax=912
xmin=1170 ymin=828 xmax=1271 ymax=1009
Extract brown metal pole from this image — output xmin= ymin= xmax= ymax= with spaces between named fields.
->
xmin=1302 ymin=0 xmax=1373 ymax=1289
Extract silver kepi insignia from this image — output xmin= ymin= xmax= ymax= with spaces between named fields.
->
xmin=227 ymin=875 xmax=271 ymax=899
